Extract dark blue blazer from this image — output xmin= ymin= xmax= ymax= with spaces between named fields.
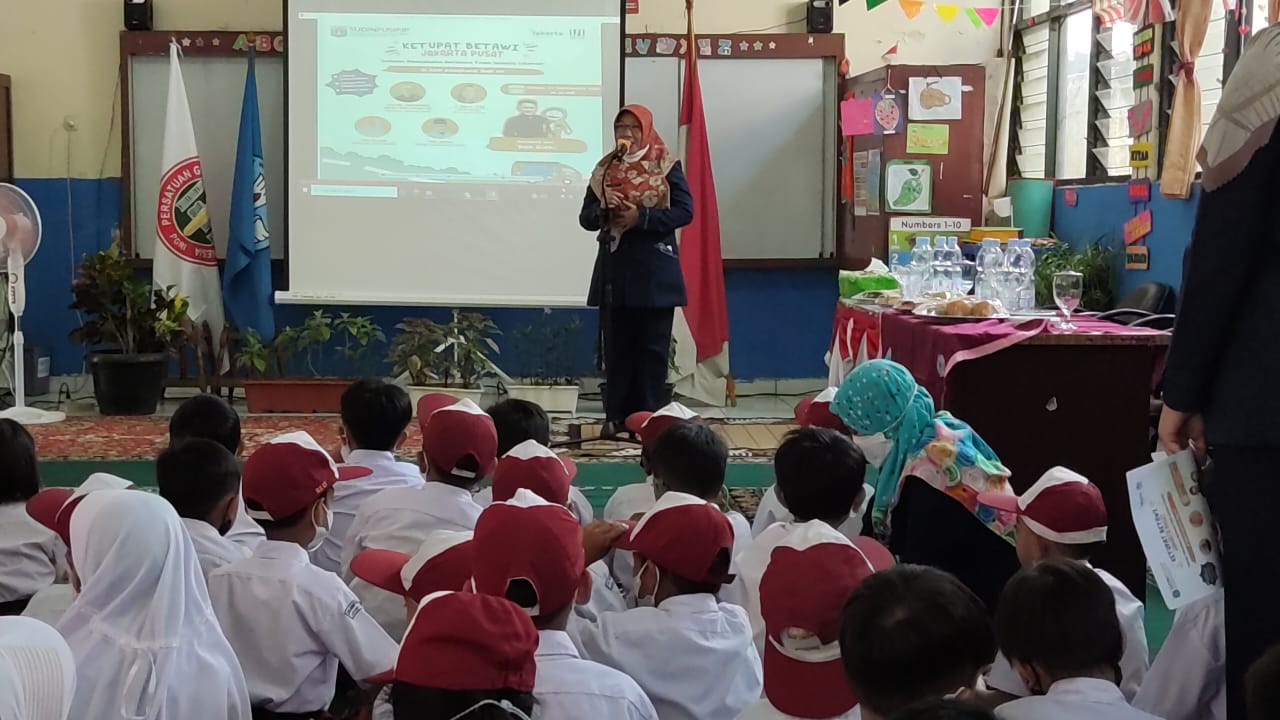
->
xmin=580 ymin=161 xmax=693 ymax=309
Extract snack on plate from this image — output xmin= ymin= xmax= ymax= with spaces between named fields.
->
xmin=896 ymin=300 xmax=919 ymax=312
xmin=970 ymin=300 xmax=998 ymax=318
xmin=945 ymin=299 xmax=970 ymax=316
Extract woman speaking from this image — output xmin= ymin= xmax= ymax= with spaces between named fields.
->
xmin=580 ymin=105 xmax=694 ymax=436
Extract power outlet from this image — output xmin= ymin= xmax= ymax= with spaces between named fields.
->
xmin=62 ymin=116 xmax=78 ymax=132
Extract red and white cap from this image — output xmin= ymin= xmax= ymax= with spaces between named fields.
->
xmin=26 ymin=473 xmax=134 ymax=546
xmin=418 ymin=397 xmax=498 ymax=480
xmin=379 ymin=591 xmax=537 ymax=691
xmin=625 ymin=402 xmax=701 ymax=452
xmin=491 ymin=440 xmax=577 ymax=506
xmin=759 ymin=521 xmax=894 ymax=718
xmin=350 ymin=530 xmax=474 ymax=602
xmin=242 ymin=432 xmax=371 ymax=521
xmin=472 ymin=489 xmax=584 ymax=618
xmin=978 ymin=466 xmax=1108 ymax=544
xmin=793 ymin=387 xmax=847 ymax=432
xmin=616 ymin=491 xmax=734 ymax=585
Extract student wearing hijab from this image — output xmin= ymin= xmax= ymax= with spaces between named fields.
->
xmin=1157 ymin=25 xmax=1280 ymax=718
xmin=0 ymin=616 xmax=76 ymax=720
xmin=581 ymin=104 xmax=694 ymax=435
xmin=58 ymin=489 xmax=251 ymax=720
xmin=832 ymin=359 xmax=1019 ymax=611
xmin=0 ymin=420 xmax=58 ymax=616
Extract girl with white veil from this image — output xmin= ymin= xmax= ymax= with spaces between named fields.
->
xmin=57 ymin=489 xmax=251 ymax=720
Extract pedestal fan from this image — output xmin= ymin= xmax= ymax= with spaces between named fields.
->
xmin=0 ymin=183 xmax=65 ymax=424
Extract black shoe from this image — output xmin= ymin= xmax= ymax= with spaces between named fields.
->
xmin=599 ymin=420 xmax=621 ymax=440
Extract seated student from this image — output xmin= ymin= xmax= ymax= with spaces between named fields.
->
xmin=1247 ymin=643 xmax=1280 ymax=720
xmin=206 ymin=432 xmax=398 ymax=718
xmin=340 ymin=395 xmax=498 ymax=636
xmin=311 ymin=379 xmax=422 ymax=573
xmin=383 ymin=591 xmax=538 ymax=720
xmin=1133 ymin=591 xmax=1224 ymax=720
xmin=59 ymin=489 xmax=251 ymax=720
xmin=725 ymin=427 xmax=868 ymax=652
xmin=993 ymin=559 xmax=1161 ymax=720
xmin=977 ymin=467 xmax=1147 ymax=702
xmin=739 ymin=520 xmax=892 ymax=720
xmin=577 ymin=491 xmax=763 ymax=720
xmin=470 ymin=489 xmax=657 ymax=719
xmin=752 ymin=389 xmax=868 ymax=538
xmin=157 ymin=439 xmax=250 ymax=579
xmin=603 ymin=402 xmax=700 ymax=524
xmin=890 ymin=700 xmax=997 ymax=720
xmin=840 ymin=565 xmax=997 ymax=720
xmin=474 ymin=398 xmax=594 ymax=525
xmin=169 ymin=393 xmax=264 ymax=552
xmin=0 ymin=615 xmax=77 ymax=720
xmin=0 ymin=419 xmax=58 ymax=616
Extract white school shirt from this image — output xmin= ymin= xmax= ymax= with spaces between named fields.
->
xmin=1133 ymin=592 xmax=1224 ymax=720
xmin=576 ymin=593 xmax=763 ymax=720
xmin=182 ymin=518 xmax=251 ymax=580
xmin=310 ymin=449 xmax=425 ymax=573
xmin=534 ymin=629 xmax=659 ymax=720
xmin=225 ymin=493 xmax=265 ymax=553
xmin=738 ymin=698 xmax=861 ymax=720
xmin=988 ymin=564 xmax=1148 ymax=701
xmin=20 ymin=583 xmax=75 ymax=627
xmin=340 ymin=481 xmax=483 ymax=639
xmin=750 ymin=485 xmax=867 ymax=539
xmin=0 ymin=501 xmax=60 ymax=603
xmin=995 ymin=677 xmax=1163 ymax=720
xmin=474 ymin=484 xmax=596 ymax=526
xmin=207 ymin=539 xmax=399 ymax=713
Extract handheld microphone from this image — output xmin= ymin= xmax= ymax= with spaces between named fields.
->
xmin=614 ymin=139 xmax=633 ymax=158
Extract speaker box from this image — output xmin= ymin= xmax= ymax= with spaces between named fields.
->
xmin=807 ymin=0 xmax=834 ymax=33
xmin=124 ymin=0 xmax=153 ymax=31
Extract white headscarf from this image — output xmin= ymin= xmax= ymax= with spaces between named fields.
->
xmin=57 ymin=490 xmax=251 ymax=720
xmin=1199 ymin=25 xmax=1280 ymax=190
xmin=0 ymin=617 xmax=75 ymax=720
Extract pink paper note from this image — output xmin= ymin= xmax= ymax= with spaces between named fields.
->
xmin=841 ymin=98 xmax=876 ymax=137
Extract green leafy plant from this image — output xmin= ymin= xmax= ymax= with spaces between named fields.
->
xmin=389 ymin=310 xmax=500 ymax=388
xmin=1034 ymin=240 xmax=1117 ymax=312
xmin=68 ymin=242 xmax=190 ymax=354
xmin=336 ymin=313 xmax=387 ymax=367
xmin=510 ymin=311 xmax=582 ymax=386
xmin=236 ymin=311 xmax=383 ymax=378
xmin=237 ymin=328 xmax=274 ymax=379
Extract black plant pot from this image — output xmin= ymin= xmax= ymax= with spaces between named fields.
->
xmin=89 ymin=352 xmax=168 ymax=416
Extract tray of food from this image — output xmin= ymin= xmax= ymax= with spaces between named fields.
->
xmin=913 ymin=297 xmax=1009 ymax=320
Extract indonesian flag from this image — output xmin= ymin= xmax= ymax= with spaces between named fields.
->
xmin=154 ymin=42 xmax=226 ymax=371
xmin=670 ymin=0 xmax=731 ymax=407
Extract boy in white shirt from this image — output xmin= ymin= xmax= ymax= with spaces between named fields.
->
xmin=577 ymin=491 xmax=763 ymax=720
xmin=156 ymin=438 xmax=250 ymax=579
xmin=339 ymin=394 xmax=498 ymax=636
xmin=725 ymin=427 xmax=869 ymax=653
xmin=0 ymin=419 xmax=58 ymax=616
xmin=1133 ymin=591 xmax=1224 ymax=720
xmin=840 ymin=565 xmax=997 ymax=720
xmin=472 ymin=489 xmax=658 ymax=720
xmin=206 ymin=432 xmax=398 ymax=717
xmin=602 ymin=402 xmax=702 ymax=526
xmin=977 ymin=467 xmax=1148 ymax=703
xmin=738 ymin=520 xmax=892 ymax=720
xmin=994 ymin=559 xmax=1161 ymax=720
xmin=311 ymin=379 xmax=422 ymax=573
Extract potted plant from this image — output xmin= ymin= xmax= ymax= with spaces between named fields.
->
xmin=237 ymin=310 xmax=385 ymax=413
xmin=69 ymin=242 xmax=189 ymax=415
xmin=504 ymin=312 xmax=582 ymax=414
xmin=389 ymin=310 xmax=499 ymax=414
xmin=1034 ymin=240 xmax=1117 ymax=311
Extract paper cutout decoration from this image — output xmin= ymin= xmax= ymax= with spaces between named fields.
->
xmin=1130 ymin=142 xmax=1153 ymax=167
xmin=884 ymin=159 xmax=933 ymax=214
xmin=1129 ymin=178 xmax=1152 ymax=203
xmin=935 ymin=4 xmax=961 ymax=22
xmin=868 ymin=0 xmax=891 ymax=11
xmin=974 ymin=7 xmax=1001 ymax=25
xmin=874 ymin=90 xmax=905 ymax=134
xmin=1134 ymin=25 xmax=1156 ymax=58
xmin=841 ymin=98 xmax=877 ymax=136
xmin=1128 ymin=100 xmax=1153 ymax=138
xmin=1133 ymin=64 xmax=1155 ymax=89
xmin=908 ymin=76 xmax=963 ymax=121
xmin=626 ymin=0 xmax=640 ymax=13
xmin=964 ymin=7 xmax=984 ymax=26
xmin=900 ymin=0 xmax=926 ymax=18
xmin=1065 ymin=189 xmax=1079 ymax=207
xmin=1126 ymin=245 xmax=1150 ymax=270
xmin=906 ymin=123 xmax=950 ymax=154
xmin=1124 ymin=209 xmax=1153 ymax=245
xmin=883 ymin=42 xmax=900 ymax=58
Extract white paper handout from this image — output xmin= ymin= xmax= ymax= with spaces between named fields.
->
xmin=1127 ymin=450 xmax=1222 ymax=609
xmin=908 ymin=76 xmax=964 ymax=121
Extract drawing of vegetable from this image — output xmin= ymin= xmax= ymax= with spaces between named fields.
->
xmin=893 ymin=168 xmax=923 ymax=207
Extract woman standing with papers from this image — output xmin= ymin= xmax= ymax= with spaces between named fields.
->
xmin=1159 ymin=25 xmax=1280 ymax=720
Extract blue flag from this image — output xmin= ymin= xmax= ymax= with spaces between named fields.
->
xmin=224 ymin=50 xmax=275 ymax=340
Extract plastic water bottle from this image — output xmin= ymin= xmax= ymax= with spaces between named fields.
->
xmin=941 ymin=237 xmax=964 ymax=294
xmin=1005 ymin=240 xmax=1034 ymax=312
xmin=975 ymin=238 xmax=1004 ymax=300
xmin=905 ymin=237 xmax=933 ymax=297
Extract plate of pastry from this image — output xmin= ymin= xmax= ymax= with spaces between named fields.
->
xmin=913 ymin=297 xmax=1009 ymax=321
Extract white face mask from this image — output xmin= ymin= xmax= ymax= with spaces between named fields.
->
xmin=307 ymin=502 xmax=332 ymax=552
xmin=339 ymin=443 xmax=352 ymax=463
xmin=634 ymin=560 xmax=659 ymax=608
xmin=851 ymin=432 xmax=894 ymax=468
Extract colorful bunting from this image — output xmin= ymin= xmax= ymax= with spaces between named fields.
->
xmin=934 ymin=4 xmax=960 ymax=22
xmin=900 ymin=0 xmax=926 ymax=18
xmin=974 ymin=7 xmax=1001 ymax=25
xmin=963 ymin=7 xmax=984 ymax=26
xmin=868 ymin=0 xmax=892 ymax=11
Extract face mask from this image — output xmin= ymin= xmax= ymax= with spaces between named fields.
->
xmin=850 ymin=432 xmax=894 ymax=468
xmin=635 ymin=560 xmax=660 ymax=608
xmin=448 ymin=699 xmax=531 ymax=720
xmin=339 ymin=443 xmax=352 ymax=463
xmin=307 ymin=502 xmax=332 ymax=552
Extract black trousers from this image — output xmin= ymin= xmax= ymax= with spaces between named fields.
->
xmin=1213 ymin=446 xmax=1278 ymax=719
xmin=602 ymin=305 xmax=675 ymax=423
